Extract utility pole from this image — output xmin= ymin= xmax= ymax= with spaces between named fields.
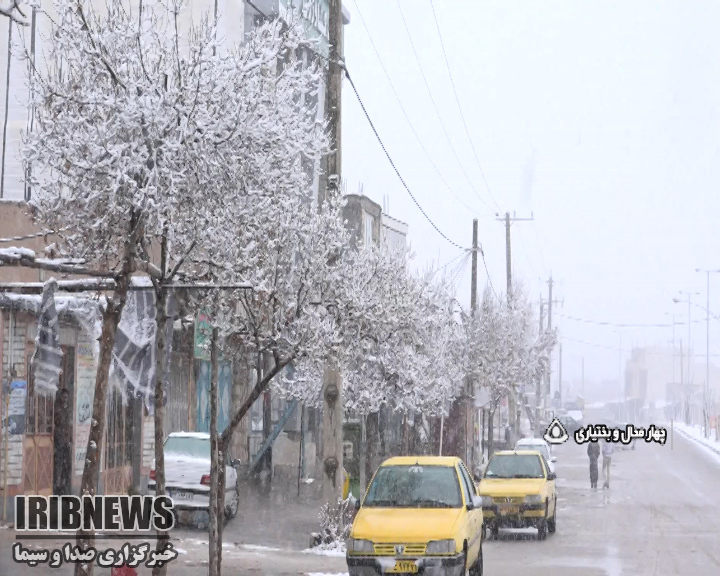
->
xmin=321 ymin=0 xmax=344 ymax=516
xmin=535 ymin=301 xmax=545 ymax=435
xmin=496 ymin=212 xmax=534 ymax=441
xmin=558 ymin=343 xmax=563 ymax=407
xmin=495 ymin=212 xmax=535 ymax=300
xmin=471 ymin=220 xmax=478 ymax=312
xmin=468 ymin=219 xmax=478 ymax=467
xmin=544 ymin=277 xmax=562 ymax=402
xmin=705 ymin=275 xmax=710 ymax=438
xmin=696 ymin=269 xmax=720 ymax=436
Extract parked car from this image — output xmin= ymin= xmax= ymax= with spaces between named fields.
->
xmin=559 ymin=415 xmax=582 ymax=436
xmin=347 ymin=456 xmax=483 ymax=576
xmin=148 ymin=432 xmax=239 ymax=525
xmin=515 ymin=437 xmax=557 ymax=473
xmin=479 ymin=450 xmax=557 ymax=541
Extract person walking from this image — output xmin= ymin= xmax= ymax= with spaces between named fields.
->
xmin=602 ymin=440 xmax=614 ymax=489
xmin=587 ymin=441 xmax=600 ymax=489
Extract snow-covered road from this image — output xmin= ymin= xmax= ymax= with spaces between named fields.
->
xmin=478 ymin=426 xmax=720 ymax=575
xmin=2 ymin=429 xmax=719 ymax=575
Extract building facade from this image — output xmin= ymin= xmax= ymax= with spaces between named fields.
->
xmin=0 ymin=1 xmax=354 ymax=511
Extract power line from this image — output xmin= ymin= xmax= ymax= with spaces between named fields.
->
xmin=481 ymin=248 xmax=499 ymax=301
xmin=428 ymin=0 xmax=499 ymax=210
xmin=562 ymin=336 xmax=720 ymax=357
xmin=450 ymin=252 xmax=471 ymax=291
xmin=349 ymin=0 xmax=489 ymax=218
xmin=394 ymin=0 xmax=492 ymax=212
xmin=531 ymin=220 xmax=548 ymax=276
xmin=556 ymin=312 xmax=705 ymax=328
xmin=345 ymin=68 xmax=468 ymax=251
xmin=437 ymin=249 xmax=468 ymax=275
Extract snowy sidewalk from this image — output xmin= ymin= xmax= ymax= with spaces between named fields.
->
xmin=672 ymin=422 xmax=720 ymax=462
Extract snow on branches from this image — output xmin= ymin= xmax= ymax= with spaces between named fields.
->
xmin=0 ymin=0 xmax=29 ymax=25
xmin=22 ymin=0 xmax=326 ymax=273
xmin=465 ymin=285 xmax=556 ymax=408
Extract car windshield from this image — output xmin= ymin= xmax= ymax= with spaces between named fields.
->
xmin=517 ymin=443 xmax=550 ymax=461
xmin=363 ymin=465 xmax=462 ymax=508
xmin=484 ymin=454 xmax=545 ymax=479
xmin=164 ymin=436 xmax=210 ymax=459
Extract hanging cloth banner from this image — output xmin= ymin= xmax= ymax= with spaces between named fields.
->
xmin=31 ymin=279 xmax=63 ymax=396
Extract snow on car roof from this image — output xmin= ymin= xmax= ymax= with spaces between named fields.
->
xmin=167 ymin=431 xmax=210 ymax=439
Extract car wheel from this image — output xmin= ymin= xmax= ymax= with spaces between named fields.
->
xmin=469 ymin=544 xmax=483 ymax=576
xmin=537 ymin=503 xmax=548 ymax=540
xmin=547 ymin=499 xmax=557 ymax=534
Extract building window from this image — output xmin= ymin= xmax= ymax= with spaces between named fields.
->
xmin=364 ymin=213 xmax=374 ymax=249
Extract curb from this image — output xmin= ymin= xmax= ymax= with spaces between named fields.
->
xmin=673 ymin=427 xmax=720 ymax=458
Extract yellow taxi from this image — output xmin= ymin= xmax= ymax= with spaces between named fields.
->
xmin=478 ymin=450 xmax=557 ymax=540
xmin=346 ymin=456 xmax=483 ymax=576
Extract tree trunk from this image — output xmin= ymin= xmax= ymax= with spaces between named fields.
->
xmin=401 ymin=412 xmax=410 ymax=456
xmin=151 ymin=285 xmax=169 ymax=576
xmin=208 ymin=328 xmax=220 ymax=576
xmin=261 ymin=383 xmax=272 ymax=492
xmin=365 ymin=412 xmax=379 ymax=486
xmin=74 ymin=293 xmax=127 ymax=576
xmin=74 ymin=206 xmax=140 ymax=576
xmin=215 ymin=451 xmax=226 ymax=574
xmin=487 ymin=408 xmax=495 ymax=457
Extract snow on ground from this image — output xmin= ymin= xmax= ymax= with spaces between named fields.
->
xmin=239 ymin=544 xmax=282 ymax=552
xmin=307 ymin=573 xmax=349 ymax=576
xmin=673 ymin=423 xmax=720 ymax=465
xmin=585 ymin=401 xmax=607 ymax=409
xmin=303 ymin=545 xmax=346 ymax=558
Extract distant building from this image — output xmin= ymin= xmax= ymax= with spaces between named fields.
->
xmin=624 ymin=345 xmax=720 ymax=424
xmin=342 ymin=193 xmax=408 ymax=253
xmin=381 ymin=213 xmax=409 ymax=254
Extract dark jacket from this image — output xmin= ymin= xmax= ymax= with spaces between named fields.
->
xmin=587 ymin=442 xmax=600 ymax=460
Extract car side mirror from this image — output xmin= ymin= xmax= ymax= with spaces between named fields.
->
xmin=467 ymin=495 xmax=482 ymax=510
xmin=551 ymin=456 xmax=557 ymax=463
xmin=547 ymin=472 xmax=556 ymax=481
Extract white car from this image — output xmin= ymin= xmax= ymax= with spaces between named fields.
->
xmin=515 ymin=437 xmax=557 ymax=474
xmin=148 ymin=432 xmax=239 ymax=523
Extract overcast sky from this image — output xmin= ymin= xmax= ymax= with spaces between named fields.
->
xmin=341 ymin=0 xmax=720 ymax=394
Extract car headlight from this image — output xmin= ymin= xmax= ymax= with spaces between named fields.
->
xmin=347 ymin=538 xmax=374 ymax=553
xmin=480 ymin=496 xmax=494 ymax=507
xmin=426 ymin=539 xmax=457 ymax=555
xmin=524 ymin=494 xmax=543 ymax=504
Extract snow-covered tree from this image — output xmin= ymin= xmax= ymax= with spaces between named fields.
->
xmin=465 ymin=284 xmax=556 ymax=450
xmin=0 ymin=0 xmax=28 ymax=24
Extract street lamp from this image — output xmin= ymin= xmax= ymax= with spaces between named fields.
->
xmin=613 ymin=330 xmax=625 ymax=420
xmin=695 ymin=268 xmax=720 ymax=438
xmin=674 ymin=290 xmax=701 ymax=427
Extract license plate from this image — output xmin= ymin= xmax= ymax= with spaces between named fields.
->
xmin=170 ymin=490 xmax=194 ymax=501
xmin=387 ymin=560 xmax=418 ymax=574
